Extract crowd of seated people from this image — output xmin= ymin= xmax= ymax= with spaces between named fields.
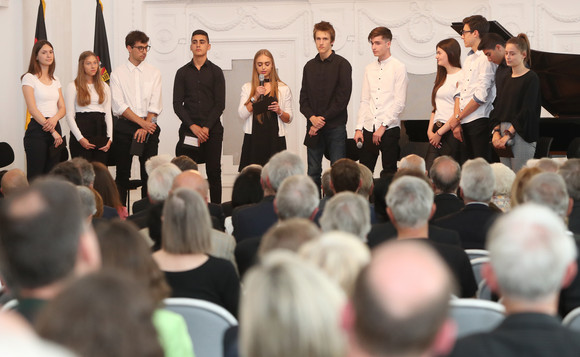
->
xmin=1 ymin=152 xmax=580 ymax=357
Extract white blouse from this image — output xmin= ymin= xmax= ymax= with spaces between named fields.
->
xmin=21 ymin=73 xmax=61 ymax=118
xmin=433 ymin=70 xmax=462 ymax=124
xmin=65 ymin=82 xmax=113 ymax=141
xmin=237 ymin=82 xmax=293 ymax=137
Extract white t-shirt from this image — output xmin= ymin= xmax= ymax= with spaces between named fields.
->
xmin=433 ymin=70 xmax=462 ymax=123
xmin=65 ymin=81 xmax=113 ymax=141
xmin=21 ymin=73 xmax=61 ymax=118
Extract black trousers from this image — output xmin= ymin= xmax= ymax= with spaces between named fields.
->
xmin=114 ymin=118 xmax=160 ymax=205
xmin=176 ymin=123 xmax=223 ymax=203
xmin=69 ymin=112 xmax=108 ymax=165
xmin=23 ymin=119 xmax=62 ymax=181
xmin=359 ymin=127 xmax=400 ymax=176
xmin=425 ymin=124 xmax=461 ymax=171
xmin=462 ymin=117 xmax=490 ymax=162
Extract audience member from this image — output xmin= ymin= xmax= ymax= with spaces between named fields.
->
xmin=559 ymin=159 xmax=580 ymax=234
xmin=343 ymin=240 xmax=456 ymax=357
xmin=320 ymin=192 xmax=371 ymax=241
xmin=433 ymin=158 xmax=499 ymax=249
xmin=429 ymin=155 xmax=464 ymax=220
xmin=510 ymin=166 xmax=541 ymax=207
xmin=77 ymin=185 xmax=97 ymax=223
xmin=171 ymin=155 xmax=198 ymax=172
xmin=387 ymin=176 xmax=477 ymax=297
xmin=70 ymin=157 xmax=95 ymax=187
xmin=36 ymin=272 xmax=164 ymax=357
xmin=153 ymin=188 xmax=239 ymax=316
xmin=399 ymin=154 xmax=427 ymax=175
xmin=131 ymin=154 xmax=174 ymax=214
xmin=95 ymin=220 xmax=194 ymax=357
xmin=232 ymin=150 xmax=304 ymax=241
xmin=49 ymin=161 xmax=83 ymax=186
xmin=357 ymin=163 xmax=374 ymax=201
xmin=240 ymin=251 xmax=345 ymax=357
xmin=299 ymin=231 xmax=370 ymax=296
xmin=321 ymin=168 xmax=333 ymax=198
xmin=92 ymin=161 xmax=125 ymax=219
xmin=330 ymin=158 xmax=361 ymax=194
xmin=275 ymin=175 xmax=320 ymax=220
xmin=224 ymin=164 xmax=263 ymax=218
xmin=449 ymin=204 xmax=580 ymax=357
xmin=0 ymin=169 xmax=28 ymax=197
xmin=259 ymin=218 xmax=321 ymax=257
xmin=535 ymin=157 xmax=560 ymax=172
xmin=0 ymin=178 xmax=101 ymax=323
xmin=490 ymin=162 xmax=516 ymax=212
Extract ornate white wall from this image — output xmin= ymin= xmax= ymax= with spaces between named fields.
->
xmin=2 ymin=0 xmax=579 ymax=200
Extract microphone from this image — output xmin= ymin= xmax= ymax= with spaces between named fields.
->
xmin=356 ymin=138 xmax=363 ymax=149
xmin=145 ymin=116 xmax=158 ymax=143
xmin=258 ymin=74 xmax=265 ymax=100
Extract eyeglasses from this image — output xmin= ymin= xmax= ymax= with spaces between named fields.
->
xmin=132 ymin=45 xmax=151 ymax=52
xmin=460 ymin=29 xmax=473 ymax=35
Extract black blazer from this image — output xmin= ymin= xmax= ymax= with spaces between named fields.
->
xmin=234 ymin=236 xmax=261 ymax=278
xmin=569 ymin=199 xmax=580 ymax=235
xmin=367 ymin=222 xmax=462 ymax=249
xmin=449 ymin=313 xmax=580 ymax=357
xmin=232 ymin=196 xmax=277 ymax=242
xmin=431 ymin=193 xmax=464 ymax=221
xmin=433 ymin=203 xmax=499 ymax=250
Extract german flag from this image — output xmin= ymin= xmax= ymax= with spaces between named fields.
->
xmin=94 ymin=0 xmax=111 ymax=84
xmin=27 ymin=0 xmax=47 ymax=129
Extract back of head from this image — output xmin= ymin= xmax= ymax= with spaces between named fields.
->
xmin=536 ymin=158 xmax=559 ymax=173
xmin=145 ymin=154 xmax=173 ymax=175
xmin=232 ymin=166 xmax=264 ymax=209
xmin=511 ymin=166 xmax=542 ymax=207
xmin=0 ymin=178 xmax=83 ymax=292
xmin=357 ymin=163 xmax=374 ymax=199
xmin=170 ymin=155 xmax=198 ymax=172
xmin=171 ymin=170 xmax=210 ymax=201
xmin=36 ymin=271 xmax=164 ymax=357
xmin=331 ymin=158 xmax=361 ymax=193
xmin=487 ymin=204 xmax=576 ymax=300
xmin=459 ymin=158 xmax=495 ymax=202
xmin=430 ymin=156 xmax=461 ymax=194
xmin=49 ymin=161 xmax=83 ymax=186
xmin=275 ymin=175 xmax=319 ymax=220
xmin=299 ymin=231 xmax=370 ymax=295
xmin=399 ymin=154 xmax=426 ymax=174
xmin=70 ymin=157 xmax=95 ymax=186
xmin=490 ymin=162 xmax=516 ymax=196
xmin=320 ymin=192 xmax=371 ymax=241
xmin=386 ymin=176 xmax=434 ymax=229
xmin=240 ymin=251 xmax=345 ymax=357
xmin=77 ymin=185 xmax=97 ymax=219
xmin=267 ymin=150 xmax=305 ymax=192
xmin=92 ymin=162 xmax=122 ymax=208
xmin=147 ymin=163 xmax=181 ymax=202
xmin=321 ymin=168 xmax=333 ymax=198
xmin=259 ymin=218 xmax=320 ymax=257
xmin=0 ymin=169 xmax=29 ymax=197
xmin=95 ymin=220 xmax=170 ymax=305
xmin=559 ymin=159 xmax=580 ymax=201
xmin=350 ymin=240 xmax=454 ymax=357
xmin=162 ymin=187 xmax=212 ymax=254
xmin=523 ymin=172 xmax=570 ymax=219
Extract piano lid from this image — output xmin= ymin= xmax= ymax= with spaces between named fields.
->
xmin=451 ymin=20 xmax=580 ymax=118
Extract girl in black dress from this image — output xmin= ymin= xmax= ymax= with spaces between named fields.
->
xmin=238 ymin=49 xmax=293 ymax=171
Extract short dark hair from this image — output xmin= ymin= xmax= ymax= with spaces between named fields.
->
xmin=368 ymin=26 xmax=392 ymax=42
xmin=70 ymin=157 xmax=96 ymax=186
xmin=192 ymin=29 xmax=209 ymax=42
xmin=0 ymin=179 xmax=83 ymax=292
xmin=463 ymin=15 xmax=490 ymax=36
xmin=50 ymin=161 xmax=83 ymax=186
xmin=478 ymin=33 xmax=506 ymax=51
xmin=232 ymin=166 xmax=264 ymax=209
xmin=331 ymin=158 xmax=360 ymax=193
xmin=313 ymin=21 xmax=335 ymax=42
xmin=171 ymin=155 xmax=198 ymax=172
xmin=125 ymin=30 xmax=149 ymax=47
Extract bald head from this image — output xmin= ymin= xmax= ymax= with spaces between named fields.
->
xmin=350 ymin=240 xmax=454 ymax=356
xmin=171 ymin=170 xmax=209 ymax=202
xmin=400 ymin=154 xmax=426 ymax=174
xmin=1 ymin=169 xmax=28 ymax=197
xmin=430 ymin=156 xmax=461 ymax=194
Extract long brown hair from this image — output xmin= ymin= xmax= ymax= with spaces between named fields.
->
xmin=74 ymin=51 xmax=106 ymax=106
xmin=506 ymin=33 xmax=532 ymax=67
xmin=22 ymin=40 xmax=56 ymax=80
xmin=431 ymin=38 xmax=461 ymax=113
xmin=245 ymin=49 xmax=283 ymax=124
xmin=92 ymin=162 xmax=123 ymax=209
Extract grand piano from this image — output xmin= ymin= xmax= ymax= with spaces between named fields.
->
xmin=404 ymin=21 xmax=580 ymax=158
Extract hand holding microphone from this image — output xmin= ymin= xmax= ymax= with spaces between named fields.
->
xmin=258 ymin=74 xmax=265 ymax=101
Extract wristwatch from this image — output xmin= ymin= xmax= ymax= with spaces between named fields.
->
xmin=250 ymin=97 xmax=256 ymax=103
xmin=381 ymin=122 xmax=388 ymax=128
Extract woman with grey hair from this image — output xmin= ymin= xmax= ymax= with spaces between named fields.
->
xmin=153 ymin=187 xmax=240 ymax=316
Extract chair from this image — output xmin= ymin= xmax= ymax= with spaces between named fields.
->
xmin=0 ymin=142 xmax=15 ymax=168
xmin=1 ymin=299 xmax=19 ymax=311
xmin=563 ymin=306 xmax=580 ymax=332
xmin=534 ymin=136 xmax=553 ymax=159
xmin=449 ymin=298 xmax=505 ymax=338
xmin=477 ymin=279 xmax=494 ymax=300
xmin=164 ymin=298 xmax=237 ymax=357
xmin=470 ymin=257 xmax=490 ymax=289
xmin=465 ymin=249 xmax=489 ymax=261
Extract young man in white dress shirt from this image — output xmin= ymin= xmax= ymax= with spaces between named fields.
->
xmin=110 ymin=30 xmax=162 ymax=205
xmin=450 ymin=15 xmax=496 ymax=162
xmin=354 ymin=27 xmax=408 ymax=176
